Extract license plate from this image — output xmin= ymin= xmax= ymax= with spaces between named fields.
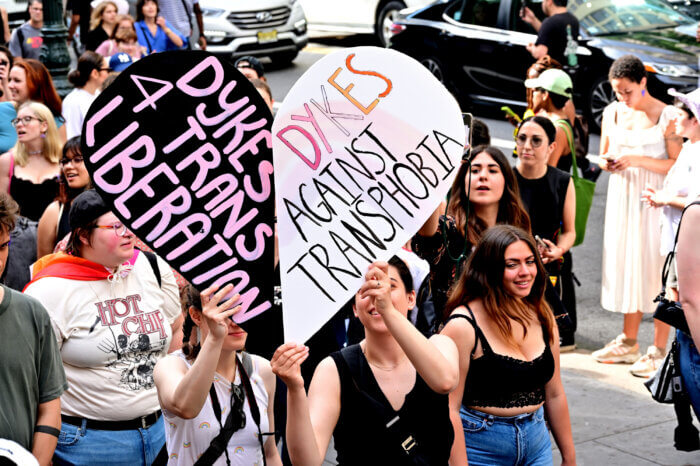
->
xmin=257 ymin=30 xmax=278 ymax=44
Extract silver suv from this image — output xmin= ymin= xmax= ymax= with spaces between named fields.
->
xmin=200 ymin=0 xmax=308 ymax=64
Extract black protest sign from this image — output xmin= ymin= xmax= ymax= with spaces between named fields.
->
xmin=82 ymin=51 xmax=275 ymax=325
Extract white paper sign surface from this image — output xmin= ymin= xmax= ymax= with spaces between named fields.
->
xmin=273 ymin=46 xmax=465 ymax=343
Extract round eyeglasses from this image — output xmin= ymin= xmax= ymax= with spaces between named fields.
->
xmin=94 ymin=222 xmax=128 ymax=236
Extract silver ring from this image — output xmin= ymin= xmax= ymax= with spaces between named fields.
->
xmin=376 ymin=280 xmax=380 ymax=289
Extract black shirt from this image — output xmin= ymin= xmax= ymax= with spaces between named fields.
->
xmin=515 ymin=165 xmax=570 ymax=245
xmin=85 ymin=26 xmax=108 ymax=52
xmin=536 ymin=12 xmax=579 ymax=65
xmin=330 ymin=344 xmax=453 ymax=465
xmin=67 ymin=0 xmax=92 ymax=45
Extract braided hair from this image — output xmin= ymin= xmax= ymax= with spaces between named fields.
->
xmin=180 ymin=284 xmax=202 ymax=359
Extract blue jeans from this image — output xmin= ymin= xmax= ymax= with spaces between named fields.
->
xmin=677 ymin=330 xmax=700 ymax=418
xmin=461 ymin=406 xmax=552 ymax=466
xmin=53 ymin=417 xmax=165 ymax=466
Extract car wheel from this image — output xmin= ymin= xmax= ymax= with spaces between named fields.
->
xmin=587 ymin=77 xmax=615 ymax=133
xmin=420 ymin=56 xmax=445 ymax=84
xmin=271 ymin=51 xmax=299 ymax=66
xmin=376 ymin=1 xmax=406 ymax=47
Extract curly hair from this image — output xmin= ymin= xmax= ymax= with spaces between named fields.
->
xmin=608 ymin=54 xmax=647 ymax=84
xmin=0 ymin=192 xmax=18 ymax=235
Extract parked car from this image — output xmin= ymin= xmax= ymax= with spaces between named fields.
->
xmin=390 ymin=0 xmax=700 ymax=131
xmin=300 ymin=0 xmax=434 ymax=46
xmin=663 ymin=0 xmax=700 ymax=19
xmin=199 ymin=0 xmax=308 ymax=64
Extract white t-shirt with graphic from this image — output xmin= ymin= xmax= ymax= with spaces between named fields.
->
xmin=163 ymin=351 xmax=269 ymax=465
xmin=24 ymin=253 xmax=180 ymax=420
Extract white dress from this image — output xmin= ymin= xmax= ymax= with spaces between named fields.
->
xmin=601 ymin=102 xmax=676 ymax=314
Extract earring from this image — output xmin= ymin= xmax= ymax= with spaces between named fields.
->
xmin=40 ymin=132 xmax=46 ymax=138
xmin=196 ymin=327 xmax=201 ymax=344
xmin=642 ymin=89 xmax=646 ymax=97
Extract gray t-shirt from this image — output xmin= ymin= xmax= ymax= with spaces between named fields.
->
xmin=0 ymin=285 xmax=66 ymax=450
xmin=9 ymin=22 xmax=43 ymax=60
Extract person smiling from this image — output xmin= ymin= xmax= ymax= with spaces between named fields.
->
xmin=24 ymin=190 xmax=182 ymax=465
xmin=413 ymin=145 xmax=531 ymax=323
xmin=441 ymin=225 xmax=575 ymax=465
xmin=272 ymin=257 xmax=459 ymax=465
xmin=36 ymin=137 xmax=90 ymax=258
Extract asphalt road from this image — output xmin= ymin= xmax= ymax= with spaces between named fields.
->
xmin=264 ymin=35 xmax=661 ymax=352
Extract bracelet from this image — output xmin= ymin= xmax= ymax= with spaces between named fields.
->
xmin=34 ymin=425 xmax=60 ymax=438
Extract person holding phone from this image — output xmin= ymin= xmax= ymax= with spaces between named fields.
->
xmin=595 ymin=55 xmax=682 ymax=377
xmin=514 ymin=116 xmax=577 ymax=350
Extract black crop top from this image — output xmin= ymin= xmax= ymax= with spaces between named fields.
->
xmin=330 ymin=344 xmax=453 ymax=465
xmin=448 ymin=306 xmax=555 ymax=409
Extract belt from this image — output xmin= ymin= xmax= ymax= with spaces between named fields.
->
xmin=61 ymin=411 xmax=162 ymax=431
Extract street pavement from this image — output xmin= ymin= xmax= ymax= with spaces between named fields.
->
xmin=265 ymin=38 xmax=699 ymax=464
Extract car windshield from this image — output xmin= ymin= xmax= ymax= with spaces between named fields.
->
xmin=568 ymin=0 xmax=696 ymax=35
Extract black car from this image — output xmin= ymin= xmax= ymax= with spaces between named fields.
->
xmin=664 ymin=0 xmax=700 ymax=19
xmin=390 ymin=0 xmax=700 ymax=130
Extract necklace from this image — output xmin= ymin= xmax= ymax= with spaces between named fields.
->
xmin=362 ymin=345 xmax=401 ymax=371
xmin=27 ymin=149 xmax=42 ymax=155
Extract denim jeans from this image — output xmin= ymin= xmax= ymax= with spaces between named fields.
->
xmin=53 ymin=416 xmax=165 ymax=466
xmin=677 ymin=330 xmax=700 ymax=418
xmin=461 ymin=406 xmax=552 ymax=466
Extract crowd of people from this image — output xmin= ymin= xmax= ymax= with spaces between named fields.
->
xmin=0 ymin=0 xmax=698 ymax=465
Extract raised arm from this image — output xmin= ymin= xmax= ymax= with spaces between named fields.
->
xmin=271 ymin=343 xmax=337 ymax=466
xmin=418 ymin=201 xmax=443 ymax=237
xmin=154 ymin=285 xmax=239 ymax=419
xmin=363 ymin=262 xmax=459 ymax=393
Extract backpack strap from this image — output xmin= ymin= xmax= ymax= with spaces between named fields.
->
xmin=141 ymin=250 xmax=161 ymax=288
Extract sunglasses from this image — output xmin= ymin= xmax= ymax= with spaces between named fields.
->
xmin=516 ymin=134 xmax=545 ymax=148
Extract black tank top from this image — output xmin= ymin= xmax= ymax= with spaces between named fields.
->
xmin=448 ymin=306 xmax=555 ymax=409
xmin=515 ymin=165 xmax=570 ymax=243
xmin=330 ymin=344 xmax=453 ymax=465
xmin=10 ymin=175 xmax=59 ymax=222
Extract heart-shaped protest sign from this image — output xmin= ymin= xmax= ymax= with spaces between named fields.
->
xmin=273 ymin=46 xmax=465 ymax=344
xmin=82 ymin=51 xmax=275 ymax=326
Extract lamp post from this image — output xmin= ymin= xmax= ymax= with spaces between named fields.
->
xmin=40 ymin=0 xmax=71 ymax=97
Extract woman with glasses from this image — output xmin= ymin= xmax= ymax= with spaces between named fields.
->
xmin=37 ymin=137 xmax=90 ymax=258
xmin=24 ymin=189 xmax=182 ymax=465
xmin=0 ymin=101 xmax=61 ymax=222
xmin=413 ymin=145 xmax=531 ymax=325
xmin=440 ymin=225 xmax=575 ymax=465
xmin=8 ymin=58 xmax=66 ymax=142
xmin=514 ymin=116 xmax=576 ymax=342
xmin=154 ymin=284 xmax=283 ymax=465
xmin=272 ymin=257 xmax=459 ymax=465
xmin=63 ymin=51 xmax=109 ymax=140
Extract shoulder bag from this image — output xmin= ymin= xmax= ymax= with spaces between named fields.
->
xmin=556 ymin=119 xmax=595 ymax=246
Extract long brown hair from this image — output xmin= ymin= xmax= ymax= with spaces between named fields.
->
xmin=444 ymin=225 xmax=555 ymax=345
xmin=446 ymin=145 xmax=531 ymax=247
xmin=12 ymin=59 xmax=63 ymax=119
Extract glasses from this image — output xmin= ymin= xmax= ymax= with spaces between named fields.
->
xmin=99 ymin=67 xmax=111 ymax=72
xmin=11 ymin=116 xmax=41 ymax=127
xmin=94 ymin=222 xmax=128 ymax=236
xmin=59 ymin=155 xmax=84 ymax=166
xmin=516 ymin=134 xmax=544 ymax=148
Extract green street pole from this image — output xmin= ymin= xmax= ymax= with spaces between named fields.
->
xmin=40 ymin=0 xmax=71 ymax=97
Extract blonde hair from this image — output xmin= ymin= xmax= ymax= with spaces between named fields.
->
xmin=90 ymin=1 xmax=118 ymax=31
xmin=12 ymin=101 xmax=62 ymax=167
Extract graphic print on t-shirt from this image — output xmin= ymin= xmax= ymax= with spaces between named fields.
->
xmin=92 ymin=293 xmax=168 ymax=391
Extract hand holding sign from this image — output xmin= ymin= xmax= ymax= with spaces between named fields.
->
xmin=273 ymin=46 xmax=465 ymax=343
xmin=82 ymin=51 xmax=275 ymax=326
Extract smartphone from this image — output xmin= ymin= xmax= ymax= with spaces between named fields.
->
xmin=520 ymin=0 xmax=528 ymax=17
xmin=501 ymin=106 xmax=521 ymax=123
xmin=461 ymin=112 xmax=473 ymax=160
xmin=535 ymin=235 xmax=549 ymax=250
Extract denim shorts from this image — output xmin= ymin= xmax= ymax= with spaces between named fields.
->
xmin=461 ymin=405 xmax=552 ymax=466
xmin=678 ymin=330 xmax=700 ymax=418
xmin=53 ymin=416 xmax=165 ymax=466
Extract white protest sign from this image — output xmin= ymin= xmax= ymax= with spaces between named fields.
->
xmin=273 ymin=46 xmax=465 ymax=343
